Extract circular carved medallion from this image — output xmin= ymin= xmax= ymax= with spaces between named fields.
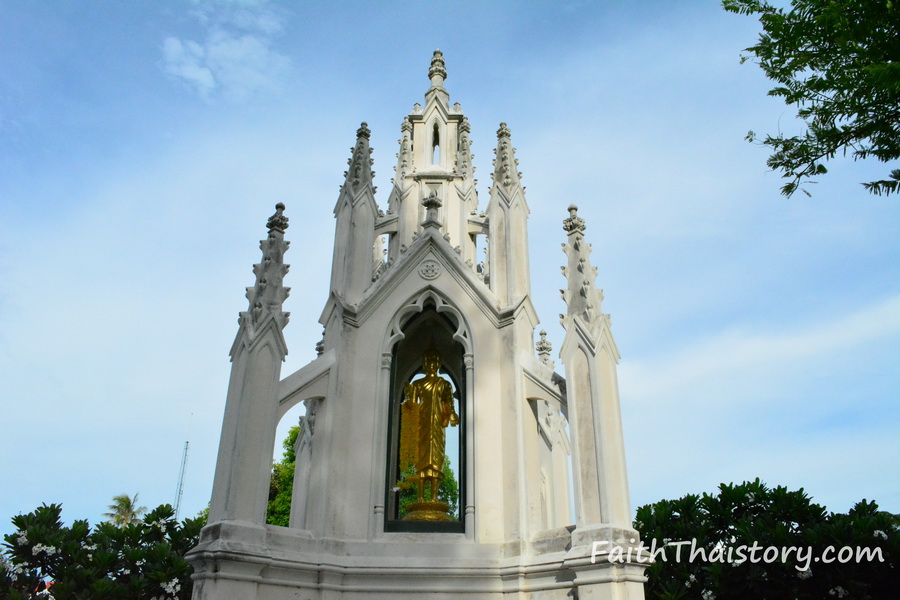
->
xmin=418 ymin=259 xmax=441 ymax=280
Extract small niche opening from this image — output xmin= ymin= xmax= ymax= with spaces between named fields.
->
xmin=432 ymin=123 xmax=441 ymax=165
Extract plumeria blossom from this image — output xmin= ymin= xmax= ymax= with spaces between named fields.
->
xmin=31 ymin=543 xmax=59 ymax=556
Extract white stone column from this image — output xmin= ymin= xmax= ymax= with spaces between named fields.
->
xmin=371 ymin=352 xmax=393 ymax=539
xmin=464 ymin=352 xmax=475 ymax=540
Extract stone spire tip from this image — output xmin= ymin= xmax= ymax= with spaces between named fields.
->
xmin=429 ymin=49 xmax=447 ymax=87
xmin=268 ymin=203 xmax=289 ymax=232
xmin=357 ymin=122 xmax=371 ymax=139
xmin=562 ymin=204 xmax=585 ymax=233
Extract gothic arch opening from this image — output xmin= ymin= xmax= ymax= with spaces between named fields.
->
xmin=384 ymin=302 xmax=466 ymax=533
xmin=431 ymin=122 xmax=441 ymax=165
xmin=266 ymin=401 xmax=305 ymax=528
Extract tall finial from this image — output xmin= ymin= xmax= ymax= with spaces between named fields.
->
xmin=234 ymin=203 xmax=291 ymax=349
xmin=491 ymin=122 xmax=521 ymax=189
xmin=560 ymin=204 xmax=603 ymax=328
xmin=343 ymin=122 xmax=375 ymax=192
xmin=429 ymin=49 xmax=447 ymax=88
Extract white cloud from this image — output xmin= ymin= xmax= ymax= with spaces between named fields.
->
xmin=161 ymin=0 xmax=290 ymax=101
xmin=621 ymin=294 xmax=900 ymax=403
xmin=162 ymin=37 xmax=216 ymax=97
xmin=620 ymin=294 xmax=900 ymax=512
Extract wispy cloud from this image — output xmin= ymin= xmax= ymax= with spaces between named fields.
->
xmin=161 ymin=0 xmax=290 ymax=101
xmin=622 ymin=294 xmax=900 ymax=403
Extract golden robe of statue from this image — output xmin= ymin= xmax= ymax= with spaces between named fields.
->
xmin=400 ymin=350 xmax=459 ymax=503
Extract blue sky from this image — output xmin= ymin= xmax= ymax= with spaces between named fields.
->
xmin=1 ymin=0 xmax=897 ymax=537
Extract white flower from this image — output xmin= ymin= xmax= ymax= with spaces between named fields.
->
xmin=874 ymin=530 xmax=888 ymax=540
xmin=31 ymin=544 xmax=58 ymax=557
xmin=152 ymin=518 xmax=170 ymax=532
xmin=701 ymin=591 xmax=716 ymax=600
xmin=828 ymin=587 xmax=848 ymax=598
xmin=797 ymin=568 xmax=812 ymax=580
xmin=15 ymin=530 xmax=28 ymax=545
xmin=161 ymin=578 xmax=182 ymax=594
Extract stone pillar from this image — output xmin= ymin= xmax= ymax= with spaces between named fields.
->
xmin=463 ymin=352 xmax=475 ymax=539
xmin=372 ymin=352 xmax=394 ymax=538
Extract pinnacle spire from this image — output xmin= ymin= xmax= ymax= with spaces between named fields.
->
xmin=234 ymin=203 xmax=291 ymax=350
xmin=342 ymin=122 xmax=375 ymax=193
xmin=491 ymin=122 xmax=522 ymax=189
xmin=560 ymin=205 xmax=603 ymax=328
xmin=457 ymin=117 xmax=475 ymax=180
xmin=393 ymin=118 xmax=413 ymax=181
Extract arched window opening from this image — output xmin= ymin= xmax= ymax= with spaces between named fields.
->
xmin=266 ymin=402 xmax=307 ymax=528
xmin=432 ymin=123 xmax=441 ymax=165
xmin=384 ymin=306 xmax=466 ymax=533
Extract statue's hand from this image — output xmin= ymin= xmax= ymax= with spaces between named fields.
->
xmin=449 ymin=411 xmax=460 ymax=427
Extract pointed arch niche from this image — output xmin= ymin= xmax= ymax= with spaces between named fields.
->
xmin=431 ymin=122 xmax=441 ymax=165
xmin=383 ymin=294 xmax=469 ymax=533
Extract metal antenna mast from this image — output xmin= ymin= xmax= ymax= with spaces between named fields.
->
xmin=173 ymin=413 xmax=193 ymax=520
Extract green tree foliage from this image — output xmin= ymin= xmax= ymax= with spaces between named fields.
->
xmin=634 ymin=479 xmax=900 ymax=599
xmin=266 ymin=425 xmax=299 ymax=527
xmin=1 ymin=503 xmax=203 ymax=600
xmin=102 ymin=493 xmax=147 ymax=528
xmin=724 ymin=0 xmax=900 ymax=196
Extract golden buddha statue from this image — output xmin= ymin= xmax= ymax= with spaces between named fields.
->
xmin=398 ymin=349 xmax=459 ymax=520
